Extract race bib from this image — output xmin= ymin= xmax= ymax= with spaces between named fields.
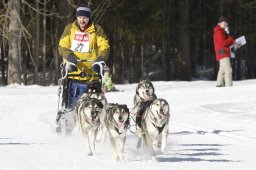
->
xmin=70 ymin=32 xmax=90 ymax=52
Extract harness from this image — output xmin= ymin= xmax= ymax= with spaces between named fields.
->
xmin=146 ymin=110 xmax=170 ymax=134
xmin=130 ymin=96 xmax=154 ymax=117
xmin=128 ymin=98 xmax=154 ymax=134
xmin=151 ymin=121 xmax=167 ymax=134
xmin=114 ymin=126 xmax=124 ymax=135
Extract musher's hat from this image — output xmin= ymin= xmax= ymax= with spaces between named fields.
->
xmin=76 ymin=3 xmax=91 ymax=18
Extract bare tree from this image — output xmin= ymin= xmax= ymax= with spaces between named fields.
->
xmin=34 ymin=0 xmax=40 ymax=84
xmin=7 ymin=0 xmax=22 ymax=84
xmin=42 ymin=0 xmax=46 ymax=85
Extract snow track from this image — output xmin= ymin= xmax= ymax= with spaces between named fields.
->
xmin=1 ymin=81 xmax=256 ymax=170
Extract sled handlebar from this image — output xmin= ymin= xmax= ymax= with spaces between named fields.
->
xmin=76 ymin=59 xmax=94 ymax=63
xmin=58 ymin=59 xmax=105 ymax=81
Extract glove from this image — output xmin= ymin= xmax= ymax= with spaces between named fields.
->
xmin=91 ymin=56 xmax=105 ymax=76
xmin=231 ymin=46 xmax=235 ymax=53
xmin=234 ymin=41 xmax=242 ymax=50
xmin=67 ymin=54 xmax=77 ymax=64
xmin=94 ymin=56 xmax=105 ymax=62
xmin=66 ymin=54 xmax=77 ymax=72
xmin=224 ymin=27 xmax=230 ymax=35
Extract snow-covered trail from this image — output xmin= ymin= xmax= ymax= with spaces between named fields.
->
xmin=0 ymin=80 xmax=256 ymax=170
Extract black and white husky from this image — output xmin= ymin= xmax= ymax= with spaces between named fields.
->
xmin=100 ymin=103 xmax=130 ymax=161
xmin=139 ymin=98 xmax=170 ymax=160
xmin=80 ymin=85 xmax=108 ymax=105
xmin=75 ymin=97 xmax=104 ymax=156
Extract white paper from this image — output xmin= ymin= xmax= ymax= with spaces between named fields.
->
xmin=230 ymin=35 xmax=246 ymax=57
xmin=234 ymin=35 xmax=246 ymax=49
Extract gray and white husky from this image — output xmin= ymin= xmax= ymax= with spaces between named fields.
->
xmin=75 ymin=97 xmax=104 ymax=156
xmin=133 ymin=80 xmax=157 ymax=133
xmin=55 ymin=84 xmax=107 ymax=135
xmin=139 ymin=98 xmax=170 ymax=160
xmin=100 ymin=103 xmax=130 ymax=161
xmin=134 ymin=79 xmax=157 ymax=106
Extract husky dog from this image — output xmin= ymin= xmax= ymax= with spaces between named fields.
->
xmin=100 ymin=103 xmax=130 ymax=161
xmin=75 ymin=97 xmax=104 ymax=156
xmin=79 ymin=84 xmax=108 ymax=140
xmin=56 ymin=84 xmax=107 ymax=135
xmin=133 ymin=79 xmax=157 ymax=131
xmin=140 ymin=98 xmax=170 ymax=159
xmin=80 ymin=89 xmax=108 ymax=106
xmin=81 ymin=83 xmax=108 ymax=105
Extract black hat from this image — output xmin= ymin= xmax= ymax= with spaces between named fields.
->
xmin=218 ymin=16 xmax=228 ymax=23
xmin=76 ymin=3 xmax=91 ymax=18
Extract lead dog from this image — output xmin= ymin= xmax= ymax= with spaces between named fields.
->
xmin=75 ymin=97 xmax=104 ymax=156
xmin=100 ymin=103 xmax=130 ymax=161
xmin=133 ymin=79 xmax=157 ymax=130
xmin=139 ymin=98 xmax=170 ymax=160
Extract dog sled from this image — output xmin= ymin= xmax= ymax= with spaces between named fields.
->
xmin=55 ymin=59 xmax=106 ymax=134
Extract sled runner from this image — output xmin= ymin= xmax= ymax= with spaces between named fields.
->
xmin=55 ymin=59 xmax=105 ymax=135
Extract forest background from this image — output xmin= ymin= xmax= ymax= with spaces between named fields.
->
xmin=0 ymin=0 xmax=256 ymax=85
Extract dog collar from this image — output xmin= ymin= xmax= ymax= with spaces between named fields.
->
xmin=114 ymin=127 xmax=124 ymax=135
xmin=151 ymin=121 xmax=167 ymax=134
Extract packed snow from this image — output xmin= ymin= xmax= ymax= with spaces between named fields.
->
xmin=0 ymin=80 xmax=256 ymax=170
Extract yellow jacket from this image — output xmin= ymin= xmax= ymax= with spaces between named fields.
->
xmin=59 ymin=21 xmax=110 ymax=80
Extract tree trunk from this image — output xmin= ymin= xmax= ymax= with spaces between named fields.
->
xmin=42 ymin=0 xmax=46 ymax=85
xmin=0 ymin=45 xmax=5 ymax=85
xmin=35 ymin=0 xmax=40 ymax=84
xmin=7 ymin=0 xmax=22 ymax=84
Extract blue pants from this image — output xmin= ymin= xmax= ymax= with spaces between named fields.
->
xmin=67 ymin=80 xmax=88 ymax=110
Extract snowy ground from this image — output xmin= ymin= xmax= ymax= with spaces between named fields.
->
xmin=0 ymin=80 xmax=256 ymax=170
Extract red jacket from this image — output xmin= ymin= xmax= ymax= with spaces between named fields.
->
xmin=213 ymin=25 xmax=235 ymax=62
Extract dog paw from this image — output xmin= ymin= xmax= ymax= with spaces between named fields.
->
xmin=114 ymin=156 xmax=120 ymax=161
xmin=161 ymin=148 xmax=166 ymax=153
xmin=87 ymin=152 xmax=93 ymax=156
xmin=151 ymin=156 xmax=158 ymax=162
xmin=120 ymin=154 xmax=125 ymax=161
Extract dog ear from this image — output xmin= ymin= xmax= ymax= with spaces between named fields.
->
xmin=125 ymin=110 xmax=130 ymax=126
xmin=122 ymin=104 xmax=129 ymax=113
xmin=162 ymin=99 xmax=169 ymax=108
xmin=136 ymin=81 xmax=142 ymax=94
xmin=149 ymin=81 xmax=155 ymax=92
xmin=125 ymin=117 xmax=130 ymax=126
xmin=119 ymin=104 xmax=130 ymax=126
xmin=93 ymin=98 xmax=103 ymax=109
xmin=106 ymin=103 xmax=117 ymax=120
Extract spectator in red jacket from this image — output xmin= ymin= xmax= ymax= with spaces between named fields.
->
xmin=213 ymin=16 xmax=235 ymax=87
